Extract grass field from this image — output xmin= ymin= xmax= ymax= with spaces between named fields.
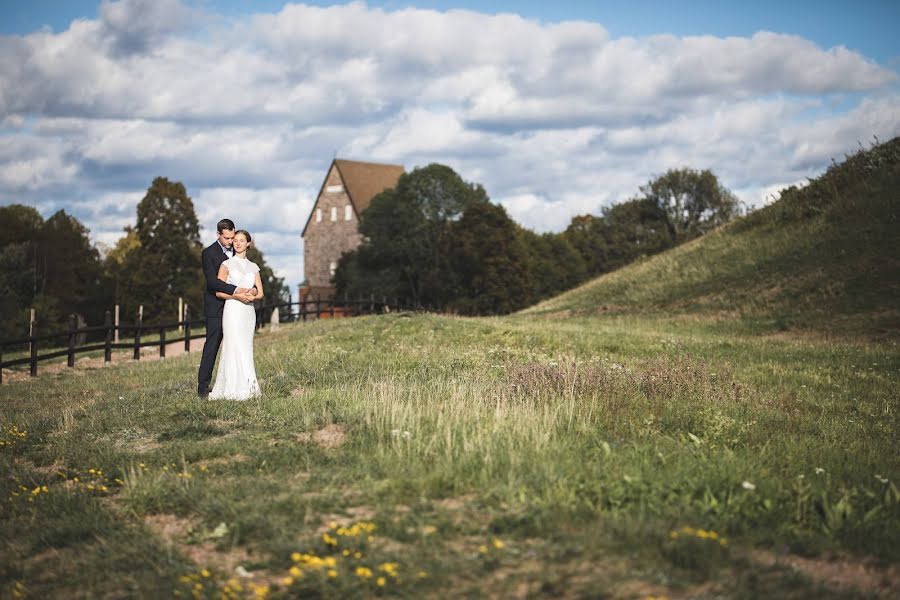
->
xmin=2 ymin=312 xmax=898 ymax=598
xmin=2 ymin=140 xmax=898 ymax=598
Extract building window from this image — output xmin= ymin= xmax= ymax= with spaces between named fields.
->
xmin=329 ymin=261 xmax=337 ymax=276
xmin=326 ymin=184 xmax=343 ymax=193
xmin=345 ymin=205 xmax=353 ymax=220
xmin=330 ymin=206 xmax=337 ymax=221
xmin=316 ymin=208 xmax=322 ymax=223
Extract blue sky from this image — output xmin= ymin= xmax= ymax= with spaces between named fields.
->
xmin=1 ymin=0 xmax=898 ymax=290
xmin=4 ymin=0 xmax=899 ymax=61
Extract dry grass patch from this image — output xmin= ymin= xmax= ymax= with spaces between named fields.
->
xmin=752 ymin=550 xmax=900 ymax=598
xmin=295 ymin=423 xmax=346 ymax=450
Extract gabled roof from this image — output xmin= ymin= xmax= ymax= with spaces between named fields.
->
xmin=302 ymin=158 xmax=405 ymax=237
xmin=335 ymin=159 xmax=405 ymax=215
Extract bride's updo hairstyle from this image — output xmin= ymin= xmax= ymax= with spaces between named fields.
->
xmin=235 ymin=230 xmax=252 ymax=243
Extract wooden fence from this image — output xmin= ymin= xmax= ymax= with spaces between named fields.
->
xmin=0 ymin=296 xmax=411 ymax=384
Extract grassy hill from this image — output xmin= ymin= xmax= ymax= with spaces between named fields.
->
xmin=524 ymin=137 xmax=900 ymax=338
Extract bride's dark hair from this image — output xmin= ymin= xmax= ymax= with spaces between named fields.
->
xmin=235 ymin=229 xmax=252 ymax=243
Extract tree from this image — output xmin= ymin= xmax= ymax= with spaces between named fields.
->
xmin=599 ymin=197 xmax=673 ymax=271
xmin=37 ymin=210 xmax=109 ymax=326
xmin=0 ymin=205 xmax=109 ymax=337
xmin=519 ymin=229 xmax=588 ymax=301
xmin=449 ymin=202 xmax=532 ymax=315
xmin=639 ymin=168 xmax=742 ymax=242
xmin=563 ymin=214 xmax=609 ymax=277
xmin=122 ymin=177 xmax=203 ymax=322
xmin=335 ymin=164 xmax=489 ymax=308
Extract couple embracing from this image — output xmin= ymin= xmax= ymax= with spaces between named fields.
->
xmin=197 ymin=218 xmax=265 ymax=400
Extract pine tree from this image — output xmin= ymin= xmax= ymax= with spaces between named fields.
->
xmin=122 ymin=177 xmax=203 ymax=323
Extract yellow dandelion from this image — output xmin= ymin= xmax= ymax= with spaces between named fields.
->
xmin=289 ymin=566 xmax=302 ymax=578
xmin=478 ymin=545 xmax=488 ymax=554
xmin=354 ymin=552 xmax=362 ymax=559
xmin=416 ymin=571 xmax=428 ymax=579
xmin=376 ymin=577 xmax=386 ymax=587
xmin=342 ymin=549 xmax=351 ymax=557
xmin=355 ymin=567 xmax=373 ymax=579
xmin=327 ymin=569 xmax=338 ymax=579
xmin=324 ymin=556 xmax=337 ymax=567
xmin=492 ymin=538 xmax=505 ymax=549
xmin=291 ymin=552 xmax=301 ymax=562
xmin=281 ymin=577 xmax=293 ymax=586
xmin=422 ymin=525 xmax=437 ymax=535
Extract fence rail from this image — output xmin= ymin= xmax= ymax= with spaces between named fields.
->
xmin=0 ymin=296 xmax=411 ymax=383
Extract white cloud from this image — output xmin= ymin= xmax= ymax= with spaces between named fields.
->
xmin=1 ymin=0 xmax=899 ymax=291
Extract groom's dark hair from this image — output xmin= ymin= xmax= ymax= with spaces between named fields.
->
xmin=217 ymin=219 xmax=236 ymax=233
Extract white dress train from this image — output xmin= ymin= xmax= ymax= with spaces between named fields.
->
xmin=210 ymin=256 xmax=261 ymax=400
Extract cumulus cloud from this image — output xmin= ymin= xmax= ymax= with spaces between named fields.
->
xmin=1 ymin=0 xmax=899 ymax=289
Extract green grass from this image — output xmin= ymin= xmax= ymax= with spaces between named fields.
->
xmin=2 ymin=313 xmax=898 ymax=598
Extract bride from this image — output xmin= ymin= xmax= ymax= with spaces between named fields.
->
xmin=209 ymin=229 xmax=264 ymax=400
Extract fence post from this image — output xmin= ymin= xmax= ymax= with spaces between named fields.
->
xmin=133 ymin=309 xmax=142 ymax=361
xmin=67 ymin=314 xmax=77 ymax=368
xmin=184 ymin=306 xmax=192 ymax=352
xmin=178 ymin=297 xmax=183 ymax=332
xmin=159 ymin=324 xmax=166 ymax=359
xmin=104 ymin=310 xmax=112 ymax=363
xmin=29 ymin=321 xmax=38 ymax=377
xmin=28 ymin=308 xmax=35 ymax=354
xmin=114 ymin=304 xmax=120 ymax=343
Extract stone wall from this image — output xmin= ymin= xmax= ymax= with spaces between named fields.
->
xmin=303 ymin=164 xmax=362 ymax=298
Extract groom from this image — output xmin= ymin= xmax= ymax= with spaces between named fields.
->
xmin=197 ymin=218 xmax=257 ymax=398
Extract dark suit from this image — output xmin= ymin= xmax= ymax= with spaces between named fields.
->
xmin=197 ymin=241 xmax=237 ymax=396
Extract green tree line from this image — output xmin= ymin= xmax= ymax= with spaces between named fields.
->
xmin=335 ymin=165 xmax=742 ymax=314
xmin=0 ymin=177 xmax=289 ymax=340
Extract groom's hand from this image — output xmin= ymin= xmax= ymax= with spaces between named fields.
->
xmin=236 ymin=292 xmax=255 ymax=304
xmin=234 ymin=287 xmax=250 ymax=294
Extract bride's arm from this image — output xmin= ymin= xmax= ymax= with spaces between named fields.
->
xmin=252 ymin=272 xmax=264 ymax=301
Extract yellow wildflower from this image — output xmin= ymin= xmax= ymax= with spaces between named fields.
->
xmin=492 ymin=538 xmax=505 ymax=549
xmin=478 ymin=545 xmax=488 ymax=554
xmin=327 ymin=569 xmax=338 ymax=579
xmin=291 ymin=552 xmax=302 ymax=562
xmin=201 ymin=569 xmax=211 ymax=578
xmin=289 ymin=566 xmax=302 ymax=578
xmin=281 ymin=577 xmax=293 ymax=586
xmin=355 ymin=567 xmax=373 ymax=579
xmin=376 ymin=577 xmax=386 ymax=587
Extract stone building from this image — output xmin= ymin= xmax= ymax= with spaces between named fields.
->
xmin=301 ymin=159 xmax=405 ymax=299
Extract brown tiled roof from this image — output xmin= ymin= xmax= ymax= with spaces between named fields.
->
xmin=302 ymin=159 xmax=405 ymax=237
xmin=333 ymin=159 xmax=405 ymax=214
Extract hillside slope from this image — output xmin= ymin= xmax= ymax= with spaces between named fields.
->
xmin=523 ymin=137 xmax=900 ymax=337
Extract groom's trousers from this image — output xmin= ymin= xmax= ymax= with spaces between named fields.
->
xmin=197 ymin=316 xmax=223 ymax=396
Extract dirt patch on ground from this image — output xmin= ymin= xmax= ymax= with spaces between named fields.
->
xmin=752 ymin=550 xmax=900 ymax=598
xmin=144 ymin=513 xmax=264 ymax=580
xmin=201 ymin=453 xmax=250 ymax=467
xmin=13 ymin=458 xmax=65 ymax=478
xmin=295 ymin=423 xmax=346 ymax=450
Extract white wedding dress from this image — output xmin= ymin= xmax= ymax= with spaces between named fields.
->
xmin=210 ymin=256 xmax=261 ymax=400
